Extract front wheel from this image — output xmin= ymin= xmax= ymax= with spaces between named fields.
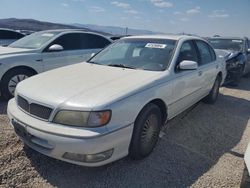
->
xmin=1 ymin=69 xmax=34 ymax=100
xmin=204 ymin=75 xmax=221 ymax=104
xmin=129 ymin=103 xmax=162 ymax=160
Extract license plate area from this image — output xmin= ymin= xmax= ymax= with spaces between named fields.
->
xmin=12 ymin=119 xmax=31 ymax=141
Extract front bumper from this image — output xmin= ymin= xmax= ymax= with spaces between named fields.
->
xmin=7 ymin=99 xmax=133 ymax=167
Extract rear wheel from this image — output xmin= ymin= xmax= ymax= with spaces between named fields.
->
xmin=204 ymin=75 xmax=221 ymax=104
xmin=129 ymin=103 xmax=162 ymax=160
xmin=1 ymin=69 xmax=34 ymax=100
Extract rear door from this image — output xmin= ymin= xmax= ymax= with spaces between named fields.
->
xmin=194 ymin=40 xmax=219 ymax=94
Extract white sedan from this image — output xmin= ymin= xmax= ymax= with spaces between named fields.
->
xmin=0 ymin=29 xmax=112 ymax=99
xmin=8 ymin=35 xmax=226 ymax=167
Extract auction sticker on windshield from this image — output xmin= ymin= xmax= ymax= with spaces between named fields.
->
xmin=145 ymin=43 xmax=167 ymax=49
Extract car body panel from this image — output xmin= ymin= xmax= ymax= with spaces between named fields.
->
xmin=42 ymin=48 xmax=101 ymax=71
xmin=16 ymin=62 xmax=163 ymax=110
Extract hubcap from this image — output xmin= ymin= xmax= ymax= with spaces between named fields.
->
xmin=141 ymin=114 xmax=159 ymax=153
xmin=8 ymin=75 xmax=29 ymax=95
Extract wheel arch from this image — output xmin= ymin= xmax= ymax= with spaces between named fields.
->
xmin=137 ymin=98 xmax=168 ymax=126
xmin=217 ymin=71 xmax=223 ymax=81
xmin=1 ymin=66 xmax=38 ymax=81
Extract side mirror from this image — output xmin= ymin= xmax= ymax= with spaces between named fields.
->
xmin=179 ymin=60 xmax=198 ymax=70
xmin=247 ymin=48 xmax=250 ymax=53
xmin=91 ymin=53 xmax=96 ymax=57
xmin=48 ymin=44 xmax=63 ymax=52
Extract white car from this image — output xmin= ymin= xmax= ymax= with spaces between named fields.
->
xmin=7 ymin=35 xmax=226 ymax=167
xmin=0 ymin=29 xmax=112 ymax=99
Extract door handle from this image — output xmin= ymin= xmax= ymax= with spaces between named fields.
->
xmin=198 ymin=71 xmax=203 ymax=76
xmin=216 ymin=65 xmax=219 ymax=69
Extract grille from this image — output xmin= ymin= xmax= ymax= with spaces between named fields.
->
xmin=17 ymin=95 xmax=53 ymax=120
xmin=17 ymin=95 xmax=29 ymax=112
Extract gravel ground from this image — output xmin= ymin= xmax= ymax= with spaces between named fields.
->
xmin=0 ymin=77 xmax=250 ymax=188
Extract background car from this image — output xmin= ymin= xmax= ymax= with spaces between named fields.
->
xmin=8 ymin=35 xmax=225 ymax=167
xmin=0 ymin=28 xmax=25 ymax=46
xmin=208 ymin=37 xmax=250 ymax=86
xmin=0 ymin=29 xmax=112 ymax=99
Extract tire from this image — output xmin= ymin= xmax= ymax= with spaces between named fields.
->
xmin=1 ymin=68 xmax=34 ymax=100
xmin=204 ymin=75 xmax=221 ymax=104
xmin=129 ymin=103 xmax=162 ymax=160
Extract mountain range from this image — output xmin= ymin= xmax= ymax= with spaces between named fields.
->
xmin=0 ymin=18 xmax=161 ymax=36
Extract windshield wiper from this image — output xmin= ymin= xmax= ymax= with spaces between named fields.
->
xmin=88 ymin=61 xmax=101 ymax=65
xmin=108 ymin=64 xmax=136 ymax=69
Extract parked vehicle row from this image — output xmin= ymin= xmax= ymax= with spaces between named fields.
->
xmin=7 ymin=35 xmax=226 ymax=166
xmin=0 ymin=29 xmax=112 ymax=99
xmin=208 ymin=37 xmax=250 ymax=86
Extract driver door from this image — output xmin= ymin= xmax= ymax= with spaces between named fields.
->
xmin=169 ymin=40 xmax=203 ymax=118
xmin=42 ymin=33 xmax=84 ymax=71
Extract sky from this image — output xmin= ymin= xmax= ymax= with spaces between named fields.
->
xmin=0 ymin=0 xmax=249 ymax=37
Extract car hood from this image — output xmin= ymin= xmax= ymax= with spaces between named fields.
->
xmin=0 ymin=46 xmax=36 ymax=56
xmin=16 ymin=63 xmax=165 ymax=110
xmin=215 ymin=49 xmax=241 ymax=61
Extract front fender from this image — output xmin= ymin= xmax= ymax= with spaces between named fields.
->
xmin=0 ymin=54 xmax=43 ymax=80
xmin=105 ymin=80 xmax=172 ymax=132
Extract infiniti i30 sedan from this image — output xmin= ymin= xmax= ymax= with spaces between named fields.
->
xmin=0 ymin=29 xmax=112 ymax=99
xmin=8 ymin=35 xmax=226 ymax=167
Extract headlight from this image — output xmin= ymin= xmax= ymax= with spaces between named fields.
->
xmin=226 ymin=59 xmax=238 ymax=68
xmin=53 ymin=110 xmax=111 ymax=127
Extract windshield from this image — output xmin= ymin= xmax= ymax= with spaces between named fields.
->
xmin=9 ymin=31 xmax=60 ymax=49
xmin=89 ymin=38 xmax=176 ymax=71
xmin=208 ymin=39 xmax=243 ymax=51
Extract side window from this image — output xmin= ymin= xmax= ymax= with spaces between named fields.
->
xmin=196 ymin=40 xmax=213 ymax=65
xmin=50 ymin=33 xmax=81 ymax=51
xmin=177 ymin=41 xmax=198 ymax=65
xmin=80 ymin=33 xmax=111 ymax=49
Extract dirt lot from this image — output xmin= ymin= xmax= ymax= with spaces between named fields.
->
xmin=0 ymin=77 xmax=250 ymax=188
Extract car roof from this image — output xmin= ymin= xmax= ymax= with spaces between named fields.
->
xmin=208 ymin=36 xmax=246 ymax=40
xmin=37 ymin=29 xmax=104 ymax=35
xmin=123 ymin=34 xmax=203 ymax=41
xmin=35 ymin=29 xmax=113 ymax=41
